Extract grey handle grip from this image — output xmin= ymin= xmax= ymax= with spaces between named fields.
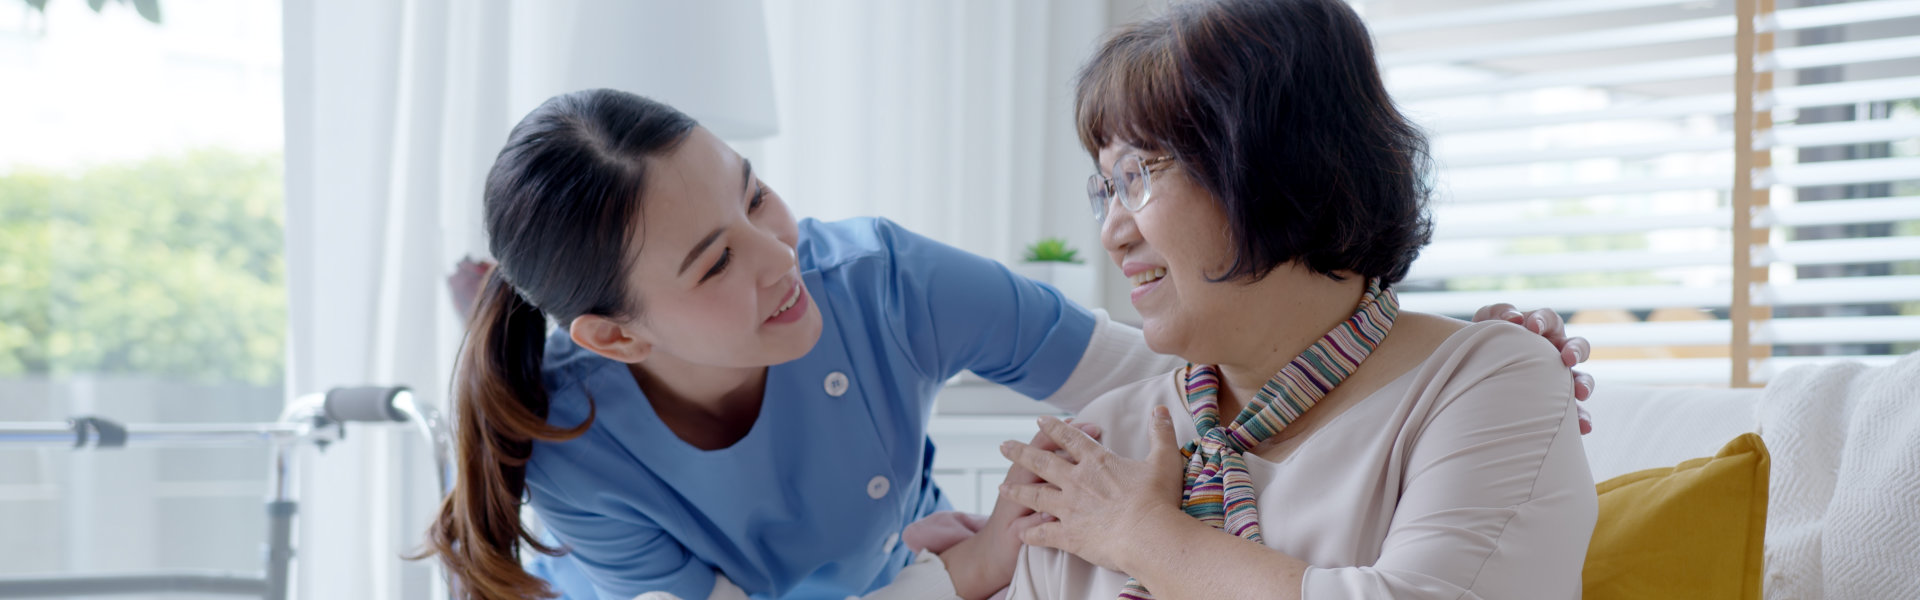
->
xmin=323 ymin=386 xmax=410 ymax=423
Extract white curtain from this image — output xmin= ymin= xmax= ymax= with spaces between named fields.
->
xmin=749 ymin=0 xmax=1112 ymax=270
xmin=282 ymin=0 xmax=504 ymax=597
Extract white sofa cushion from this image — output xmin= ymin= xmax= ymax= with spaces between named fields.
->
xmin=1581 ymin=384 xmax=1763 ymax=482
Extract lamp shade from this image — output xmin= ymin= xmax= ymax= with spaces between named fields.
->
xmin=508 ymin=0 xmax=780 ymax=141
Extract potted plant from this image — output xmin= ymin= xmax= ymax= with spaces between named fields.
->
xmin=1013 ymin=237 xmax=1098 ymax=308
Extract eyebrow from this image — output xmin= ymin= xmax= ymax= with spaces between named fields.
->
xmin=677 ymin=158 xmax=758 ymax=277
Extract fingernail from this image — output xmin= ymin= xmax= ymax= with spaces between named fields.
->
xmin=1000 ymin=441 xmax=1016 ymax=454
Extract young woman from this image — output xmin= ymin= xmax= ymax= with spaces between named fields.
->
xmin=999 ymin=1 xmax=1597 ymax=597
xmin=418 ymin=89 xmax=1596 ymax=600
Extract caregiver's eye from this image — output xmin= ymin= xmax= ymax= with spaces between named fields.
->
xmin=748 ymin=185 xmax=766 ymax=212
xmin=701 ymin=248 xmax=731 ymax=283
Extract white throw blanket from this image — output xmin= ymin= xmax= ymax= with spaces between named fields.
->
xmin=1756 ymin=352 xmax=1920 ymax=599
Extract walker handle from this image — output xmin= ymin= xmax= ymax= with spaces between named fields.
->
xmin=323 ymin=386 xmax=411 ymax=423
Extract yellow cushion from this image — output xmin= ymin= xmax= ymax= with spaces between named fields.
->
xmin=1584 ymin=432 xmax=1770 ymax=600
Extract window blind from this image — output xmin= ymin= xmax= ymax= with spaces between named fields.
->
xmin=1369 ymin=0 xmax=1920 ymax=386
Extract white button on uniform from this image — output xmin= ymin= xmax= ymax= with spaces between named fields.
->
xmin=824 ymin=372 xmax=850 ymax=397
xmin=866 ymin=475 xmax=890 ymax=499
xmin=884 ymin=532 xmax=900 ymax=553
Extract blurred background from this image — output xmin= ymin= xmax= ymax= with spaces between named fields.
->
xmin=0 ymin=0 xmax=1914 ymax=598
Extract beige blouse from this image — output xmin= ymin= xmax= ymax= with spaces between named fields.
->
xmin=1008 ymin=321 xmax=1598 ymax=600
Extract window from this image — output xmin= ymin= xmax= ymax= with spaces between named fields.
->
xmin=0 ymin=0 xmax=285 ymax=589
xmin=1371 ymin=0 xmax=1920 ymax=386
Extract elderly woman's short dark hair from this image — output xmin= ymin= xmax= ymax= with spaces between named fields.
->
xmin=1076 ymin=0 xmax=1433 ymax=285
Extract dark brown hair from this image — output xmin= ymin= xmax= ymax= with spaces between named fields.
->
xmin=1076 ymin=0 xmax=1433 ymax=285
xmin=414 ymin=89 xmax=696 ymax=600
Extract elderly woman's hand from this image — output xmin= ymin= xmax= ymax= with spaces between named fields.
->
xmin=997 ymin=410 xmax=1188 ymax=573
xmin=936 ymin=420 xmax=1102 ymax=599
xmin=1471 ymin=303 xmax=1596 ymax=433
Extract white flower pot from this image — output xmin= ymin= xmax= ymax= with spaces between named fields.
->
xmin=1014 ymin=261 xmax=1099 ymax=310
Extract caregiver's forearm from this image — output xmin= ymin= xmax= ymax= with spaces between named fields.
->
xmin=865 ymin=550 xmax=966 ymax=600
xmin=1119 ymin=510 xmax=1308 ymax=600
xmin=691 ymin=557 xmax=965 ymax=600
xmin=1042 ymin=310 xmax=1184 ymax=413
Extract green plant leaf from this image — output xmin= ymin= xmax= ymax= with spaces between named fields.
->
xmin=25 ymin=0 xmax=48 ymax=12
xmin=130 ymin=0 xmax=160 ymax=23
xmin=86 ymin=0 xmax=105 ymax=12
xmin=1023 ymin=237 xmax=1083 ymax=263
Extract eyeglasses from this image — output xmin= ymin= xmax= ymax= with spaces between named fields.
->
xmin=1087 ymin=154 xmax=1176 ymax=224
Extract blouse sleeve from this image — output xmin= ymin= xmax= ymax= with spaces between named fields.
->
xmin=1302 ymin=333 xmax=1599 ymax=599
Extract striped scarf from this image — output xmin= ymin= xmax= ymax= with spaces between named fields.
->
xmin=1119 ymin=279 xmax=1398 ymax=600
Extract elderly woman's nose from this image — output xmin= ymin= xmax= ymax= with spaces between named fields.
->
xmin=1100 ymin=205 xmax=1139 ymax=260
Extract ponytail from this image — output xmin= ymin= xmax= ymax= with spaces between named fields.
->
xmin=418 ymin=270 xmax=594 ymax=599
xmin=413 ymin=88 xmax=696 ymax=599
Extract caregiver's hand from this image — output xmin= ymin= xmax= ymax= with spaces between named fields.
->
xmin=1471 ymin=303 xmax=1596 ymax=434
xmin=447 ymin=257 xmax=496 ymax=321
xmin=938 ymin=420 xmax=1102 ymax=600
xmin=997 ymin=412 xmax=1186 ymax=574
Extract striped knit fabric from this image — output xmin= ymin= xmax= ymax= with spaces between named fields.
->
xmin=1118 ymin=279 xmax=1398 ymax=600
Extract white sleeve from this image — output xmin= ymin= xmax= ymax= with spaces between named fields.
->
xmin=648 ymin=551 xmax=963 ymax=600
xmin=859 ymin=550 xmax=965 ymax=600
xmin=1041 ymin=309 xmax=1184 ymax=414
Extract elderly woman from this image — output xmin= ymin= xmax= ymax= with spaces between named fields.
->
xmin=996 ymin=0 xmax=1599 ymax=598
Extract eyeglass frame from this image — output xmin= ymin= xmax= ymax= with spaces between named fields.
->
xmin=1087 ymin=154 xmax=1177 ymax=224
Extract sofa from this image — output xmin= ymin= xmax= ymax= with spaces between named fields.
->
xmin=1579 ymin=384 xmax=1763 ymax=482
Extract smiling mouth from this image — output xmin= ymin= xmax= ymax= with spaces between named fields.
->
xmin=1130 ymin=267 xmax=1166 ymax=287
xmin=769 ymin=280 xmax=801 ymax=319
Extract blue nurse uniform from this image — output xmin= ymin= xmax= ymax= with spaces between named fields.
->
xmin=525 ymin=217 xmax=1096 ymax=600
